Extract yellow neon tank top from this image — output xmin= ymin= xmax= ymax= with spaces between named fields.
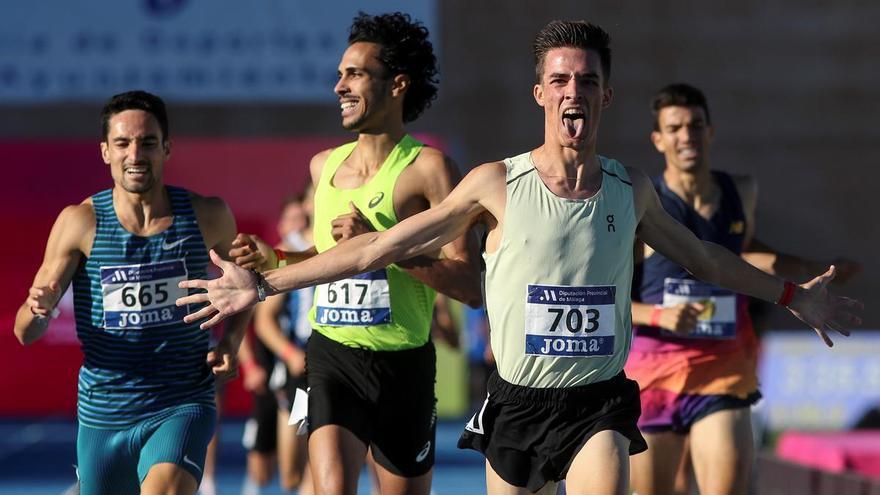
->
xmin=485 ymin=152 xmax=637 ymax=388
xmin=309 ymin=135 xmax=436 ymax=351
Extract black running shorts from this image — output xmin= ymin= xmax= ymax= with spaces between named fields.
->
xmin=306 ymin=331 xmax=437 ymax=477
xmin=458 ymin=371 xmax=647 ymax=491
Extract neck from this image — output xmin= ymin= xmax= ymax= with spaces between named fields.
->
xmin=113 ymin=185 xmax=171 ymax=230
xmin=352 ymin=127 xmax=406 ymax=173
xmin=663 ymin=164 xmax=714 ymax=207
xmin=531 ymin=144 xmax=602 ymax=193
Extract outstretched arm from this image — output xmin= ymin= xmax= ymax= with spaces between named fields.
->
xmin=630 ymin=167 xmax=862 ymax=346
xmin=14 ymin=203 xmax=93 ymax=345
xmin=177 ymin=164 xmax=499 ymax=329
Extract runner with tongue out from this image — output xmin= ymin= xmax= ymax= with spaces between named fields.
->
xmin=177 ymin=20 xmax=862 ymax=495
xmin=626 ymin=83 xmax=862 ymax=495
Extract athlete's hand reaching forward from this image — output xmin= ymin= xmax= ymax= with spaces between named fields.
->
xmin=177 ymin=249 xmax=259 ymax=329
xmin=787 ymin=265 xmax=864 ymax=347
xmin=331 ymin=202 xmax=374 ymax=242
xmin=229 ymin=233 xmax=274 ymax=271
xmin=656 ymin=303 xmax=706 ymax=335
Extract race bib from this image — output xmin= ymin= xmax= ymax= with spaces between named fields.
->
xmin=314 ymin=269 xmax=391 ymax=326
xmin=662 ymin=278 xmax=737 ymax=339
xmin=101 ymin=260 xmax=189 ymax=329
xmin=524 ymin=284 xmax=616 ymax=357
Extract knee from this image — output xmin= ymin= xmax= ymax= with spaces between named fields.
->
xmin=281 ymin=471 xmax=303 ymax=491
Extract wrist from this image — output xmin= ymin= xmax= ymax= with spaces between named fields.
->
xmin=251 ymin=269 xmax=268 ymax=302
xmin=650 ymin=305 xmax=664 ymax=328
xmin=240 ymin=358 xmax=257 ymax=375
xmin=776 ymin=280 xmax=797 ymax=308
xmin=280 ymin=342 xmax=298 ymax=362
xmin=274 ymin=248 xmax=287 ymax=269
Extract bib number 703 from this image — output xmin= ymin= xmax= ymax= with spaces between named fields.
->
xmin=547 ymin=307 xmax=600 ymax=333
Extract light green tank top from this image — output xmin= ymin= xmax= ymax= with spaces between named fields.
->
xmin=484 ymin=152 xmax=636 ymax=388
xmin=309 ymin=135 xmax=436 ymax=351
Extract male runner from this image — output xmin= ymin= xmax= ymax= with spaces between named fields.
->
xmin=626 ymin=83 xmax=861 ymax=495
xmin=178 ymin=21 xmax=861 ymax=495
xmin=231 ymin=12 xmax=481 ymax=495
xmin=13 ymin=90 xmax=251 ymax=495
xmin=252 ymin=193 xmax=315 ymax=493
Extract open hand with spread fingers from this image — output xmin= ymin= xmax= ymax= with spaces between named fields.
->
xmin=177 ymin=249 xmax=260 ymax=329
xmin=786 ymin=265 xmax=864 ymax=347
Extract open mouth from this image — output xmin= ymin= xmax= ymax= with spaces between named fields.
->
xmin=562 ymin=108 xmax=586 ymax=139
xmin=340 ymin=99 xmax=358 ymax=117
xmin=124 ymin=166 xmax=150 ymax=178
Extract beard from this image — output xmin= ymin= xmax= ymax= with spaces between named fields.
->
xmin=121 ymin=172 xmax=156 ymax=194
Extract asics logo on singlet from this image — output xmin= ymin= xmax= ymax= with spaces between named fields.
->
xmin=415 ymin=441 xmax=431 ymax=462
xmin=161 ymin=236 xmax=191 ymax=250
xmin=368 ymin=192 xmax=385 ymax=208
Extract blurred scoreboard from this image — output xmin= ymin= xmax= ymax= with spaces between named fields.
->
xmin=759 ymin=331 xmax=880 ymax=430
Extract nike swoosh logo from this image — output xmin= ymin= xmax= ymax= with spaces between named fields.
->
xmin=182 ymin=455 xmax=202 ymax=474
xmin=415 ymin=441 xmax=431 ymax=463
xmin=162 ymin=236 xmax=191 ymax=250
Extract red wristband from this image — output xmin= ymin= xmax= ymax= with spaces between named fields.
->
xmin=273 ymin=248 xmax=286 ymax=268
xmin=240 ymin=359 xmax=257 ymax=375
xmin=280 ymin=342 xmax=297 ymax=362
xmin=777 ymin=281 xmax=797 ymax=307
xmin=650 ymin=305 xmax=663 ymax=328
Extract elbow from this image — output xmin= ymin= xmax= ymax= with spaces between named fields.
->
xmin=15 ymin=328 xmax=36 ymax=346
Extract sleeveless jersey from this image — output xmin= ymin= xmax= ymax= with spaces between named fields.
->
xmin=484 ymin=152 xmax=637 ymax=388
xmin=72 ymin=186 xmax=214 ymax=428
xmin=627 ymin=171 xmax=759 ymax=397
xmin=309 ymin=135 xmax=436 ymax=351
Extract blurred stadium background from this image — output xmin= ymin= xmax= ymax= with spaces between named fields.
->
xmin=1 ymin=1 xmax=878 ymax=493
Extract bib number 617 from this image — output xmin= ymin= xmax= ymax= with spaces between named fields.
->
xmin=547 ymin=307 xmax=600 ymax=333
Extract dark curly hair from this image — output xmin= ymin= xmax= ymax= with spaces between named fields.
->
xmin=533 ymin=20 xmax=612 ymax=84
xmin=100 ymin=90 xmax=169 ymax=142
xmin=348 ymin=12 xmax=439 ymax=123
xmin=650 ymin=83 xmax=711 ymax=131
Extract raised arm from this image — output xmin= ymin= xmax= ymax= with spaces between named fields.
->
xmin=14 ymin=203 xmax=94 ymax=345
xmin=629 ymin=166 xmax=862 ymax=346
xmin=178 ymin=163 xmax=503 ymax=329
xmin=392 ymin=152 xmax=482 ymax=307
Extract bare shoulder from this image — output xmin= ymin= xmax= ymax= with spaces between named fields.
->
xmin=309 ymin=148 xmax=334 ymax=184
xmin=457 ymin=161 xmax=507 ymax=202
xmin=188 ymin=191 xmax=236 ymax=250
xmin=189 ymin=191 xmax=233 ymax=220
xmin=51 ymin=199 xmax=96 ymax=254
xmin=408 ymin=146 xmax=460 ymax=182
xmin=623 ymin=165 xmax=653 ymax=193
xmin=61 ymin=198 xmax=97 ymax=229
xmin=624 ymin=166 xmax=656 ymax=220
